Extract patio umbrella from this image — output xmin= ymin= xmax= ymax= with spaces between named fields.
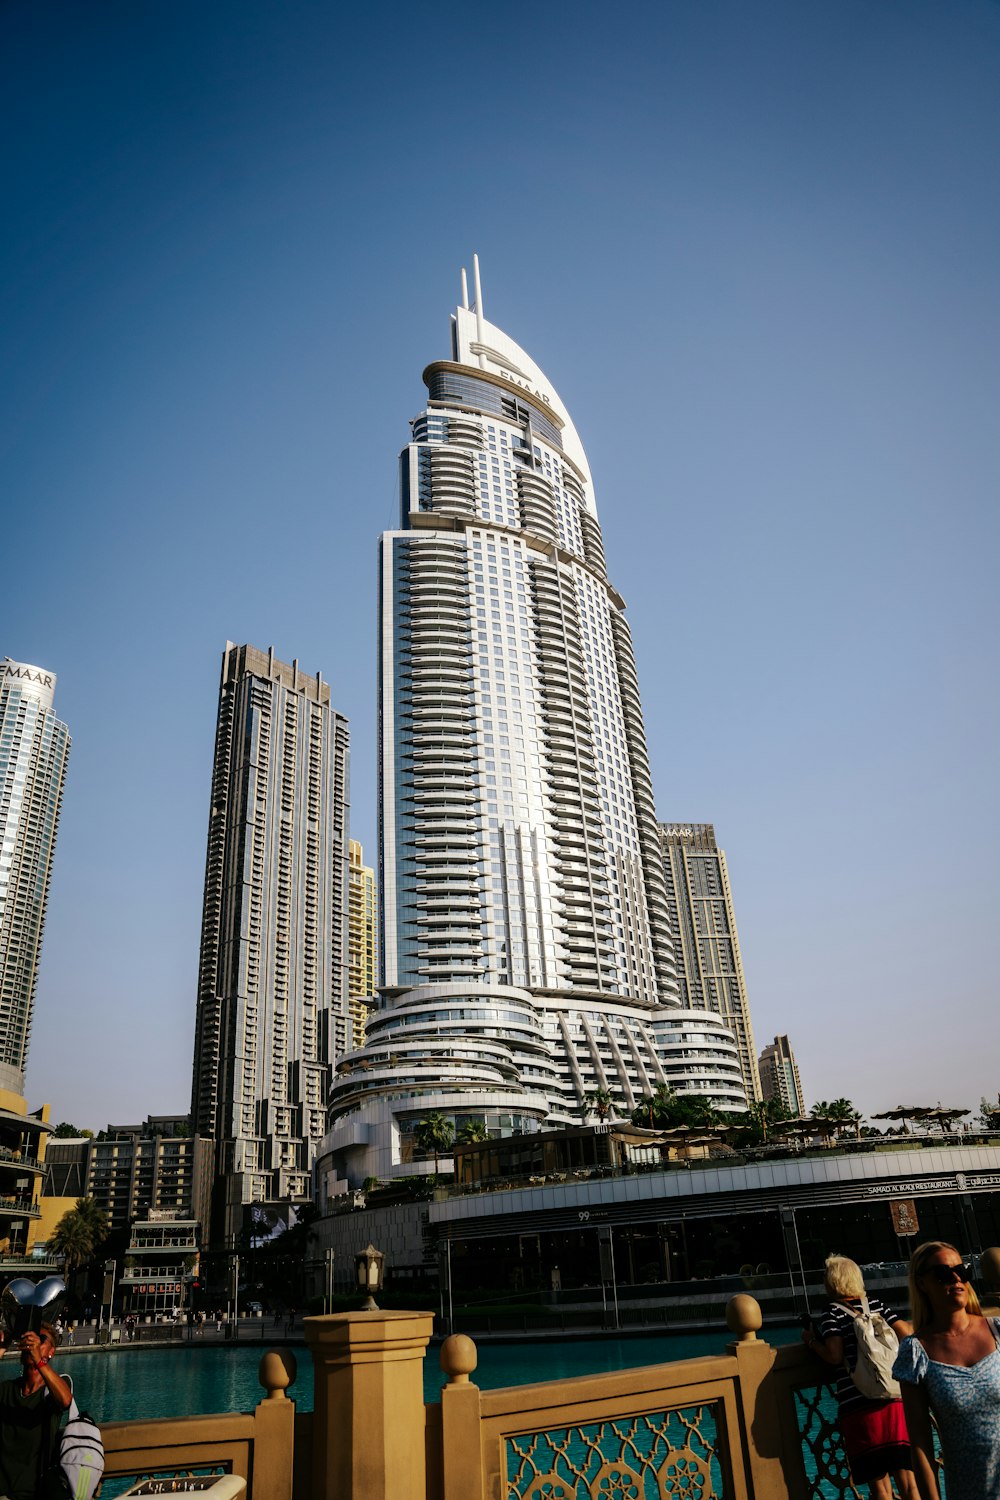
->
xmin=871 ymin=1105 xmax=928 ymax=1121
xmin=772 ymin=1116 xmax=838 ymax=1137
xmin=921 ymin=1107 xmax=970 ymax=1131
xmin=871 ymin=1106 xmax=935 ymax=1130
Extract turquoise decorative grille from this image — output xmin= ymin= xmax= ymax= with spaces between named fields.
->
xmin=504 ymin=1403 xmax=722 ymax=1499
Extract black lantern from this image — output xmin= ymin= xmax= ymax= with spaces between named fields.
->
xmin=355 ymin=1243 xmax=385 ymax=1310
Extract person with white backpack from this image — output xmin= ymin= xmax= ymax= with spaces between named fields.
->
xmin=804 ymin=1254 xmax=919 ymax=1499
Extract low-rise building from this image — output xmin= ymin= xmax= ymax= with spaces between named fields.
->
xmin=43 ymin=1117 xmax=212 ymax=1232
xmin=121 ymin=1210 xmax=199 ymax=1320
xmin=0 ymin=1088 xmax=53 ymax=1273
xmin=309 ymin=1130 xmax=1000 ymax=1300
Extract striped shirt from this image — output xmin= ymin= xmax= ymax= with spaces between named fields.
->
xmin=818 ymin=1296 xmax=902 ymax=1410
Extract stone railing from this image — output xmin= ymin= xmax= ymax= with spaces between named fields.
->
xmin=302 ymin=1297 xmax=866 ymax=1500
xmin=100 ymin=1349 xmax=299 ymax=1498
xmin=94 ymin=1252 xmax=1000 ymax=1499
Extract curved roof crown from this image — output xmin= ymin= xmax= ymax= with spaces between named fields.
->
xmin=451 ymin=303 xmax=593 ymax=492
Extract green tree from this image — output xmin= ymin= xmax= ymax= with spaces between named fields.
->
xmin=979 ymin=1096 xmax=1000 ymax=1130
xmin=631 ymin=1084 xmax=681 ymax=1129
xmin=587 ymin=1088 xmax=618 ymax=1122
xmin=49 ymin=1199 xmax=106 ymax=1274
xmin=456 ymin=1120 xmax=489 ymax=1145
xmin=630 ymin=1087 xmax=721 ymax=1131
xmin=74 ymin=1196 xmax=110 ymax=1245
xmin=673 ymin=1095 xmax=722 ymax=1129
xmin=413 ymin=1113 xmax=454 ymax=1178
xmin=820 ymin=1098 xmax=862 ymax=1139
xmin=730 ymin=1097 xmax=792 ymax=1146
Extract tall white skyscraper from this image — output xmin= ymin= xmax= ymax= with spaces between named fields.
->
xmin=0 ymin=659 xmax=70 ymax=1097
xmin=191 ymin=643 xmax=350 ymax=1246
xmin=324 ymin=264 xmax=696 ymax=1187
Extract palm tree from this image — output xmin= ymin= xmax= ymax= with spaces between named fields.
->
xmin=673 ymin=1095 xmax=722 ymax=1129
xmin=631 ymin=1083 xmax=679 ymax=1130
xmin=730 ymin=1097 xmax=792 ymax=1146
xmin=413 ymin=1113 xmax=454 ymax=1178
xmin=587 ymin=1088 xmax=617 ymax=1122
xmin=457 ymin=1120 xmax=489 ymax=1145
xmin=827 ymin=1098 xmax=860 ymax=1139
xmin=74 ymin=1196 xmax=110 ymax=1246
xmin=50 ymin=1207 xmax=98 ymax=1276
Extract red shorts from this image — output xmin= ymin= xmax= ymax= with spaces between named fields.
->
xmin=840 ymin=1399 xmax=912 ymax=1483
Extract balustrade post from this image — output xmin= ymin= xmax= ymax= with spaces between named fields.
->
xmin=440 ymin=1334 xmax=484 ymax=1500
xmin=249 ymin=1350 xmax=296 ymax=1500
xmin=726 ymin=1294 xmax=791 ymax=1500
xmin=304 ymin=1309 xmax=434 ymax=1500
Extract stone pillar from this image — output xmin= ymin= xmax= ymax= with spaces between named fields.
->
xmin=250 ymin=1350 xmax=297 ymax=1500
xmin=304 ymin=1310 xmax=434 ymax=1500
xmin=440 ymin=1334 xmax=484 ymax=1500
xmin=725 ymin=1294 xmax=786 ymax=1500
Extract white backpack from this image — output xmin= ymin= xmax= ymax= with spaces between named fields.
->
xmin=834 ymin=1298 xmax=901 ymax=1401
xmin=58 ymin=1378 xmax=105 ymax=1500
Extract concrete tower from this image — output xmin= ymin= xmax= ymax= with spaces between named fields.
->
xmin=347 ymin=840 xmax=376 ymax=1050
xmin=658 ymin=823 xmax=760 ymax=1104
xmin=0 ymin=658 xmax=70 ymax=1096
xmin=191 ymin=643 xmax=349 ymax=1245
xmin=759 ymin=1034 xmax=805 ymax=1117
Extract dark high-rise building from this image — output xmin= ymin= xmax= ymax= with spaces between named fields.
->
xmin=191 ymin=643 xmax=349 ymax=1245
xmin=658 ymin=823 xmax=761 ymax=1103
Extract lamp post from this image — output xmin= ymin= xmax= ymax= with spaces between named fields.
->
xmin=355 ymin=1243 xmax=385 ymax=1311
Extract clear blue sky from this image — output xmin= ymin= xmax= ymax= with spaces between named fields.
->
xmin=3 ymin=0 xmax=997 ymax=1129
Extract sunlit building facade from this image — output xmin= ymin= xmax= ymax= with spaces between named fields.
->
xmin=190 ymin=643 xmax=350 ymax=1245
xmin=759 ymin=1034 xmax=805 ymax=1116
xmin=347 ymin=839 xmax=377 ymax=1049
xmin=322 ymin=264 xmax=685 ymax=1188
xmin=0 ymin=658 xmax=70 ymax=1097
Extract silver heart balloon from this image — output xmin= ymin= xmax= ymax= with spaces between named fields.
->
xmin=1 ymin=1275 xmax=66 ymax=1334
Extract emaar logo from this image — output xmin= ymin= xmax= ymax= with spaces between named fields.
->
xmin=3 ymin=662 xmax=54 ymax=690
xmin=2 ymin=660 xmax=57 ymax=707
xmin=496 ymin=367 xmax=552 ymax=406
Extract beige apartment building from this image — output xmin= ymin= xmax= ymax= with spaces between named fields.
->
xmin=658 ymin=823 xmax=761 ymax=1103
xmin=348 ymin=840 xmax=377 ymax=1050
xmin=759 ymin=1033 xmax=805 ymax=1116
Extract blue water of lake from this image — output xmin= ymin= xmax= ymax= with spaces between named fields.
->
xmin=0 ymin=1324 xmax=798 ymax=1420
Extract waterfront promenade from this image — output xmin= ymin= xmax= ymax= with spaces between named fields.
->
xmin=86 ymin=1247 xmax=1000 ymax=1499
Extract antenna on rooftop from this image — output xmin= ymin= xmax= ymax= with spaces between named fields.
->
xmin=460 ymin=266 xmax=469 ymax=310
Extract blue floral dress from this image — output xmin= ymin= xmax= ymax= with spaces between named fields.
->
xmin=893 ymin=1319 xmax=1000 ymax=1498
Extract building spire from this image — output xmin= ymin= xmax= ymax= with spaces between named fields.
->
xmin=472 ymin=253 xmax=486 ymax=368
xmin=460 ymin=266 xmax=469 ymax=310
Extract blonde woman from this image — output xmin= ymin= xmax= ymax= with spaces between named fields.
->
xmin=893 ymin=1240 xmax=1000 ymax=1500
xmin=804 ymin=1254 xmax=918 ymax=1499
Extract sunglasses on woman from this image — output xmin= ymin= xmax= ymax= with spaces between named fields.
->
xmin=926 ymin=1263 xmax=972 ymax=1285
